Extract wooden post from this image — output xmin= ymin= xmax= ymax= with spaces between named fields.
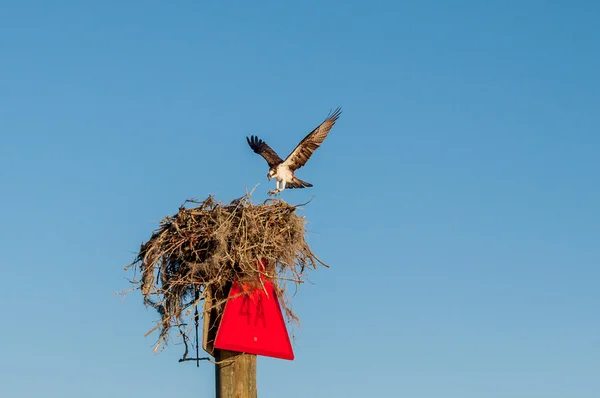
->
xmin=205 ymin=283 xmax=258 ymax=398
xmin=214 ymin=349 xmax=257 ymax=398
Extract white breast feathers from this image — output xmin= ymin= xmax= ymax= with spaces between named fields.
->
xmin=275 ymin=164 xmax=294 ymax=182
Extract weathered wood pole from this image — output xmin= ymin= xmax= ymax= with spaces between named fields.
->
xmin=214 ymin=349 xmax=257 ymax=398
xmin=206 ymin=283 xmax=258 ymax=398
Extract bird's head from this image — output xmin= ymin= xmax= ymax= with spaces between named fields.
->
xmin=267 ymin=168 xmax=276 ymax=180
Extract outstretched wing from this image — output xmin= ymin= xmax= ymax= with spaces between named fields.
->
xmin=247 ymin=135 xmax=284 ymax=168
xmin=282 ymin=107 xmax=342 ymax=171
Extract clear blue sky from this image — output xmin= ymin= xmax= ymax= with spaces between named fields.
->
xmin=1 ymin=1 xmax=599 ymax=397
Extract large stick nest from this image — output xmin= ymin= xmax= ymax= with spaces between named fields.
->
xmin=125 ymin=193 xmax=326 ymax=352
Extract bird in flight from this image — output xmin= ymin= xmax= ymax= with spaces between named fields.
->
xmin=247 ymin=107 xmax=342 ymax=195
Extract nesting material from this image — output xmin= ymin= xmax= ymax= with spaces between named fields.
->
xmin=125 ymin=194 xmax=326 ymax=352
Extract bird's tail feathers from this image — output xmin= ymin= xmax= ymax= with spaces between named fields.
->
xmin=287 ymin=177 xmax=313 ymax=189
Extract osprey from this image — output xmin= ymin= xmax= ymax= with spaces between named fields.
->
xmin=247 ymin=107 xmax=342 ymax=195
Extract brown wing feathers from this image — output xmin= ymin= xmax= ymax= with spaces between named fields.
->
xmin=283 ymin=107 xmax=342 ymax=171
xmin=246 ymin=135 xmax=283 ymax=168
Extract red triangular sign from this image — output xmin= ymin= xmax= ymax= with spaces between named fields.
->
xmin=214 ymin=280 xmax=294 ymax=360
